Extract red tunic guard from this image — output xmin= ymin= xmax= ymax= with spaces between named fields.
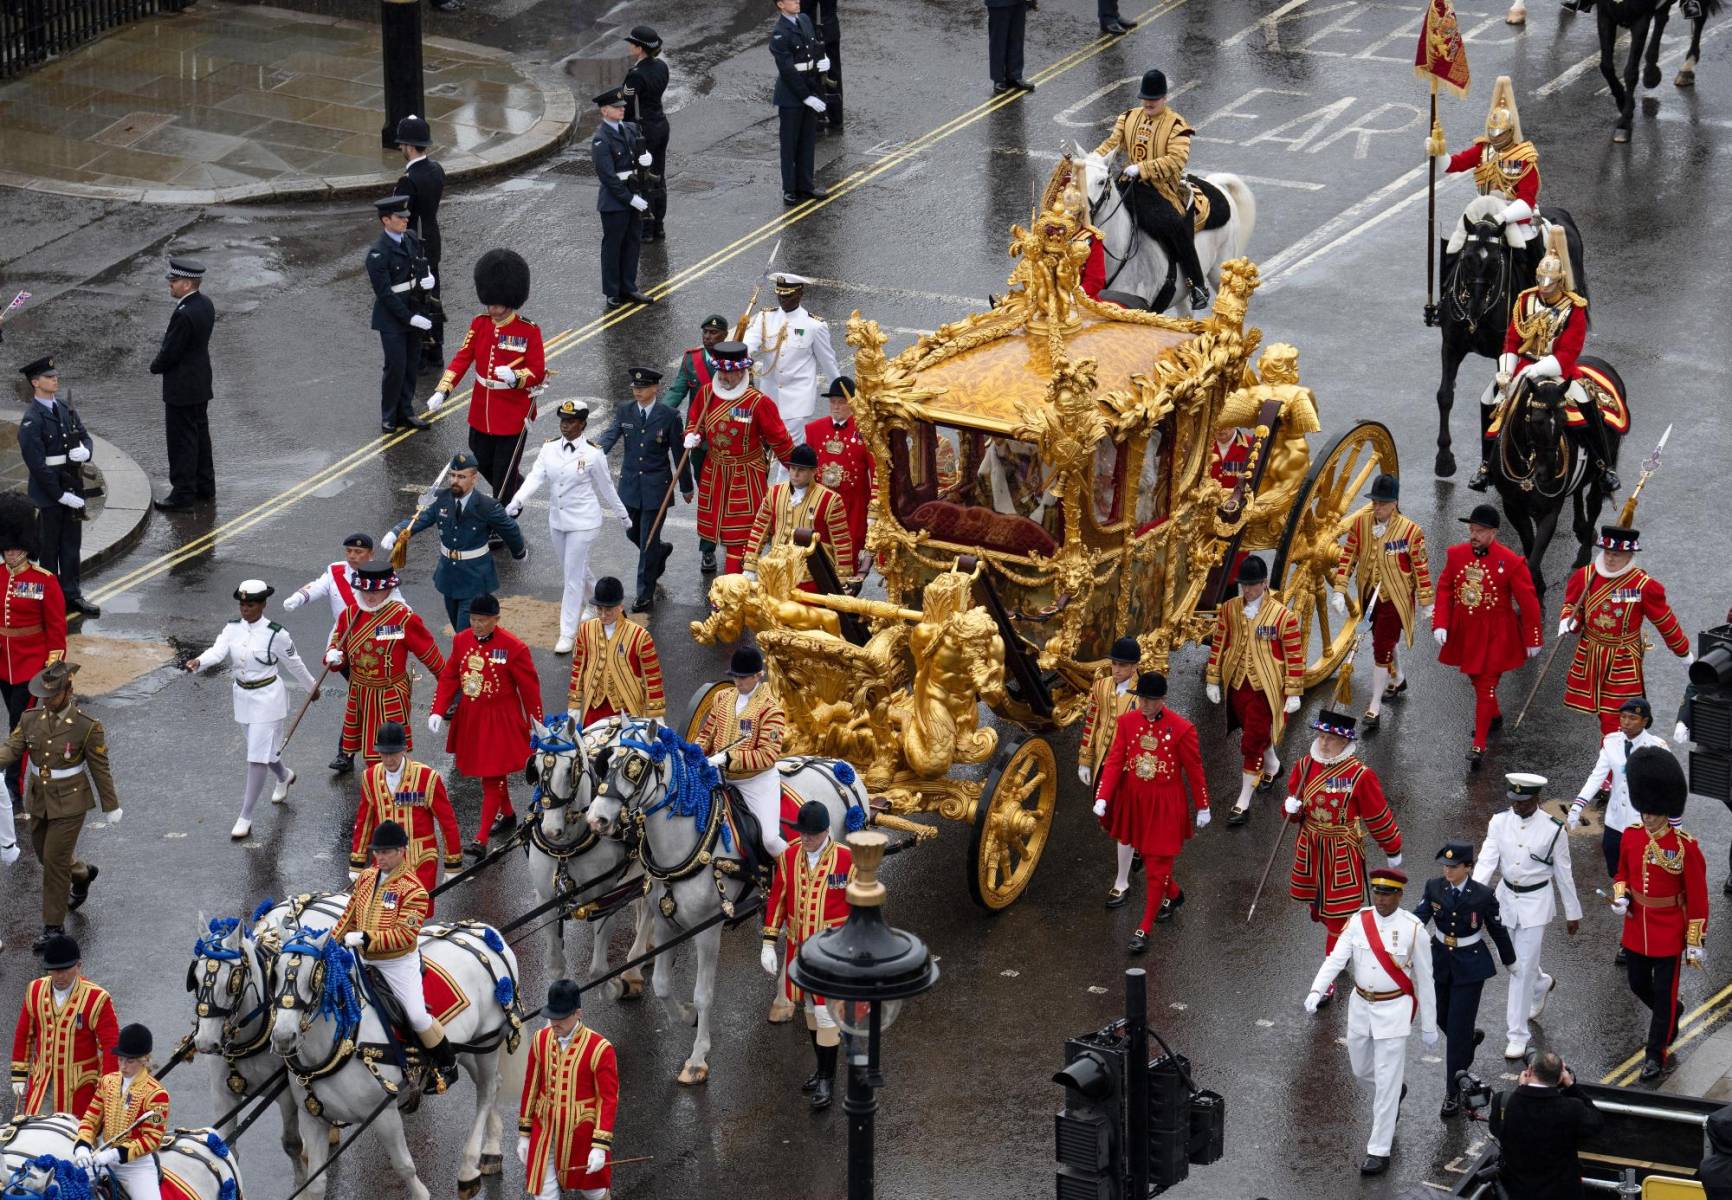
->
xmin=438 ymin=312 xmax=546 ymax=437
xmin=763 ymin=838 xmax=853 ymax=1008
xmin=1205 ymin=577 xmax=1303 ymax=805
xmin=520 ymin=1023 xmax=618 ymax=1196
xmin=329 ymin=598 xmax=445 ymax=762
xmin=803 ymin=413 xmax=875 ymax=556
xmin=685 ymin=380 xmax=794 ymax=574
xmin=433 ymin=623 xmax=543 ymax=847
xmin=350 ymin=759 xmax=462 ymax=906
xmin=1332 ymin=506 xmax=1434 ymax=695
xmin=1095 ymin=704 xmax=1209 ymax=938
xmin=1433 ymin=533 xmax=1542 ymax=758
xmin=10 ymin=975 xmax=118 ymax=1116
xmin=0 ymin=558 xmax=65 ymax=694
xmin=1559 ymin=555 xmax=1688 ymax=734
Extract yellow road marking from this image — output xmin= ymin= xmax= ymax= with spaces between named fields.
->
xmin=1599 ymin=977 xmax=1732 ymax=1087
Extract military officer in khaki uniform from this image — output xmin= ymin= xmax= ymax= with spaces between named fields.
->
xmin=0 ymin=662 xmax=120 ymax=950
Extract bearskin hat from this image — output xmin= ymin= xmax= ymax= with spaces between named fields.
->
xmin=1627 ymin=744 xmax=1687 ymax=820
xmin=473 ymin=248 xmax=530 ymax=310
xmin=0 ymin=493 xmax=38 ymax=557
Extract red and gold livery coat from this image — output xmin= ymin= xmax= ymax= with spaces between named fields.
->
xmin=1285 ymin=755 xmax=1401 ymax=921
xmin=1445 ymin=138 xmax=1540 ymax=211
xmin=1207 ymin=430 xmax=1253 ymax=492
xmin=1614 ymin=825 xmax=1709 ymax=958
xmin=802 ymin=414 xmax=876 ymax=554
xmin=1433 ymin=541 xmax=1543 ymax=676
xmin=329 ymin=600 xmax=446 ymax=762
xmin=694 ymin=684 xmax=784 ymax=778
xmin=743 ymin=480 xmax=856 ymax=583
xmin=1560 ymin=564 xmax=1689 ymax=716
xmin=1094 ymin=708 xmax=1208 ymax=860
xmin=0 ymin=560 xmax=65 ymax=686
xmin=567 ymin=618 xmax=664 ymax=725
xmin=763 ymin=839 xmax=854 ymax=1003
xmin=519 ymin=1023 xmax=618 ymax=1193
xmin=332 ymin=863 xmax=429 ymax=961
xmin=1205 ymin=594 xmax=1304 ymax=741
xmin=1332 ymin=512 xmax=1434 ymax=645
xmin=439 ymin=312 xmax=546 ymax=437
xmin=10 ymin=976 xmax=118 ymax=1116
xmin=684 ymin=383 xmax=794 ymax=549
xmin=350 ymin=760 xmax=462 ymax=901
xmin=1079 ymin=673 xmax=1134 ymax=776
xmin=432 ymin=626 xmax=543 ymax=780
xmin=74 ymin=1069 xmax=169 ymax=1161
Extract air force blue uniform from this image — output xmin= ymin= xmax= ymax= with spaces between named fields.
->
xmin=595 ymin=399 xmax=691 ymax=605
xmin=770 ymin=11 xmax=825 ymax=198
xmin=592 ymin=118 xmax=646 ymax=303
xmin=366 ymin=229 xmax=427 ymax=429
xmin=1414 ymin=873 xmax=1516 ymax=1103
xmin=17 ymin=396 xmax=94 ymax=606
xmin=391 ymin=488 xmax=525 ymax=630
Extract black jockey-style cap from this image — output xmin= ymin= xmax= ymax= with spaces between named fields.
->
xmin=371 ymin=819 xmax=410 ymax=850
xmin=593 ymin=576 xmax=625 ymax=607
xmin=1598 ymin=525 xmax=1641 ymax=553
xmin=353 ymin=564 xmax=398 ymax=592
xmin=788 ymin=443 xmax=819 ymax=469
xmin=1138 ymin=69 xmax=1168 ymax=100
xmin=546 ymin=979 xmax=582 ymax=1019
xmin=449 ymin=450 xmax=481 ymax=472
xmin=343 ymin=531 xmax=374 ymax=550
xmin=556 ymin=399 xmax=590 ymax=421
xmin=468 ymin=593 xmax=501 ymax=617
xmin=629 ymin=366 xmax=663 ymax=388
xmin=166 ymin=256 xmax=207 ymax=280
xmin=624 ymin=24 xmax=661 ymax=52
xmin=825 ymin=376 xmax=856 ymax=400
xmin=796 ymin=800 xmax=829 ymax=835
xmin=112 ymin=1023 xmax=153 ymax=1059
xmin=594 ymin=87 xmax=626 ymax=107
xmin=373 ymin=194 xmax=411 ymax=217
xmin=700 ymin=314 xmax=729 ymax=332
xmin=1109 ymin=636 xmax=1141 ymax=664
xmin=1504 ymin=771 xmax=1547 ymax=800
xmin=375 ymin=721 xmax=408 ymax=755
xmin=39 ymin=932 xmax=79 ymax=969
xmin=1237 ymin=555 xmax=1268 ymax=585
xmin=1460 ymin=503 xmax=1501 ymax=530
xmin=1132 ymin=671 xmax=1167 ymax=699
xmin=394 ymin=113 xmax=432 ymax=148
xmin=1436 ymin=841 xmax=1475 ymax=866
xmin=728 ymin=645 xmax=765 ymax=677
xmin=1620 ymin=696 xmax=1653 ymax=724
xmin=19 ymin=355 xmax=54 ymax=380
xmin=1628 ymin=744 xmax=1687 ymax=819
xmin=1312 ymin=709 xmax=1357 ymax=739
xmin=1366 ymin=473 xmax=1399 ymax=503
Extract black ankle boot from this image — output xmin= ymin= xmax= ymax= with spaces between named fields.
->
xmin=801 ymin=1032 xmax=822 ymax=1092
xmin=810 ymin=1044 xmax=837 ymax=1110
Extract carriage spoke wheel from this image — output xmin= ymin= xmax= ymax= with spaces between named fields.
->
xmin=967 ymin=732 xmax=1057 ymax=910
xmin=1272 ymin=421 xmax=1399 ymax=690
xmin=683 ymin=680 xmax=732 ymax=744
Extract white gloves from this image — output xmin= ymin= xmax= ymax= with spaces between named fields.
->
xmin=73 ymin=1146 xmax=92 ymax=1167
xmin=1558 ymin=617 xmax=1577 ymax=637
xmin=760 ymin=943 xmax=778 ymax=975
xmin=324 ymin=649 xmax=344 ymax=667
xmin=343 ymin=932 xmax=366 ymax=949
xmin=1433 ymin=628 xmax=1448 ymax=647
xmin=1526 ymin=646 xmax=1542 ymax=659
xmin=803 ymin=95 xmax=828 ymax=113
xmin=1675 ymin=722 xmax=1691 ymax=744
xmin=1386 ymin=854 xmax=1402 ymax=868
xmin=1092 ymin=798 xmax=1107 ymax=818
xmin=380 ymin=530 xmax=398 ymax=552
xmin=494 ymin=365 xmax=518 ymax=386
xmin=1567 ymin=805 xmax=1583 ymax=830
xmin=707 ymin=751 xmax=727 ymax=769
xmin=1077 ymin=764 xmax=1092 ymax=787
xmin=505 ymin=500 xmax=523 ymax=518
xmin=637 ymin=151 xmax=652 ymax=166
xmin=92 ymin=1148 xmax=119 ymax=1170
xmin=683 ymin=431 xmax=702 ymax=450
xmin=1611 ymin=897 xmax=1630 ymax=916
xmin=11 ymin=1080 xmax=24 ymax=1100
xmin=817 ymin=55 xmax=831 ymax=71
xmin=1422 ymin=1029 xmax=1439 ymax=1048
xmin=1121 ymin=163 xmax=1141 ymax=179
xmin=68 ymin=445 xmax=91 ymax=464
xmin=58 ymin=492 xmax=85 ymax=510
xmin=428 ymin=714 xmax=444 ymax=734
xmin=630 ymin=195 xmax=650 ymax=212
xmin=1205 ymin=683 xmax=1222 ymax=705
xmin=586 ymin=1147 xmax=607 ymax=1175
xmin=107 ymin=808 xmax=121 ymax=824
xmin=426 ymin=390 xmax=447 ymax=412
xmin=1283 ymin=796 xmax=1301 ymax=816
xmin=1688 ymin=947 xmax=1707 ymax=967
xmin=1328 ymin=592 xmax=1346 ymax=617
xmin=283 ymin=592 xmax=305 ymax=612
xmin=516 ymin=1137 xmax=529 ymax=1165
xmin=1195 ymin=809 xmax=1212 ymax=830
xmin=409 ymin=314 xmax=433 ymax=331
xmin=419 ymin=273 xmax=436 ymax=290
xmin=1283 ymin=695 xmax=1302 ymax=715
xmin=1303 ymin=992 xmax=1321 ymax=1014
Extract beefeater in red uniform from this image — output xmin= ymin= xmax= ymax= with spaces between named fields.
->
xmin=1558 ymin=524 xmax=1689 ymax=736
xmin=349 ymin=721 xmax=461 ymax=911
xmin=803 ymin=376 xmax=876 ymax=562
xmin=1094 ymin=672 xmax=1211 ymax=955
xmin=0 ymin=496 xmax=65 ymax=796
xmin=1329 ymin=473 xmax=1434 ymax=728
xmin=681 ymin=340 xmax=794 ymax=575
xmin=1284 ymin=710 xmax=1402 ymax=1001
xmin=760 ymin=801 xmax=854 ymax=1109
xmin=1610 ymin=746 xmax=1709 ymax=1082
xmin=1205 ymin=555 xmax=1304 ymax=822
xmin=325 ymin=564 xmax=445 ymax=764
xmin=10 ymin=932 xmax=118 ymax=1117
xmin=1432 ymin=504 xmax=1542 ymax=769
xmin=518 ymin=979 xmax=617 ymax=1200
xmin=430 ymin=594 xmax=543 ymax=858
xmin=427 ymin=248 xmax=545 ymax=504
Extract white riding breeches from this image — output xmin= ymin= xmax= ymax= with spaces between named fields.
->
xmin=534 ymin=1162 xmax=605 ymax=1200
xmin=365 ymin=952 xmax=433 ymax=1032
xmin=734 ymin=768 xmax=787 ymax=857
xmin=550 ymin=526 xmax=598 ymax=640
xmin=111 ymin=1155 xmax=160 ymax=1200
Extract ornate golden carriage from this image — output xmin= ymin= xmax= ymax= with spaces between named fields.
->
xmin=689 ymin=197 xmax=1395 ymax=909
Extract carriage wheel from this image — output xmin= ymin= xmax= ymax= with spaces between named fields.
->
xmin=1271 ymin=422 xmax=1399 ymax=690
xmin=683 ymin=680 xmax=732 ymax=743
xmin=966 ymin=732 xmax=1057 ymax=910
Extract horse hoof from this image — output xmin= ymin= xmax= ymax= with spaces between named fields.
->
xmin=478 ymin=1154 xmax=503 ymax=1176
xmin=605 ymin=977 xmax=627 ymax=1002
xmin=1435 ymin=451 xmax=1457 ymax=478
xmin=1643 ymin=64 xmax=1662 ymax=88
xmin=1676 ymin=68 xmax=1695 ymax=87
xmin=621 ymin=976 xmax=645 ymax=1001
xmin=456 ymin=1177 xmax=480 ymax=1200
xmin=677 ymin=1064 xmax=710 ymax=1086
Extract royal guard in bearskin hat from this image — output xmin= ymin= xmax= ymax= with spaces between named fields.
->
xmin=326 ymin=564 xmax=445 ymax=765
xmin=0 ymin=493 xmax=65 ymax=795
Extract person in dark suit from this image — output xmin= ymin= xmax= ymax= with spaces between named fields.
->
xmin=800 ymin=0 xmax=844 ymax=129
xmin=1701 ymin=1104 xmax=1732 ymax=1200
xmin=148 ymin=256 xmax=216 ymax=511
xmin=1488 ymin=1051 xmax=1601 ymax=1200
xmin=595 ymin=366 xmax=693 ymax=613
xmin=770 ymin=0 xmax=830 ymax=205
xmin=592 ymin=89 xmax=655 ymax=310
xmin=366 ymin=195 xmax=434 ymax=434
xmin=986 ymin=0 xmax=1036 ymax=94
xmin=393 ymin=115 xmax=447 ymax=367
xmin=1415 ymin=841 xmax=1517 ymax=1118
xmin=382 ymin=451 xmax=525 ymax=631
xmin=622 ymin=27 xmax=670 ymax=244
xmin=15 ymin=356 xmax=98 ymax=618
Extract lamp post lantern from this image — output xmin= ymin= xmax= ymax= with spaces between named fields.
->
xmin=789 ymin=830 xmax=939 ymax=1200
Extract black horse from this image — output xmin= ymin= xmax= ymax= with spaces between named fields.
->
xmin=1432 ymin=205 xmax=1586 ymax=478
xmin=1489 ymin=358 xmax=1627 ymax=597
xmin=1588 ymin=0 xmax=1723 ymax=143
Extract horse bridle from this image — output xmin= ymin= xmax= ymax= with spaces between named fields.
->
xmin=529 ymin=714 xmax=604 ymax=858
xmin=273 ymin=932 xmax=363 ymax=1085
xmin=1089 ymin=168 xmax=1144 ymax=293
xmin=188 ymin=925 xmax=276 ymax=1066
xmin=1447 ymin=220 xmax=1509 ymax=331
xmin=1498 ymin=381 xmax=1573 ymax=499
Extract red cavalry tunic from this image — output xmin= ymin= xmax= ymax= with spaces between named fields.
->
xmin=763 ymin=839 xmax=853 ymax=1004
xmin=1560 ymin=564 xmax=1689 ymax=716
xmin=743 ymin=480 xmax=856 ymax=582
xmin=329 ymin=600 xmax=446 ymax=761
xmin=350 ymin=759 xmax=462 ymax=903
xmin=0 ymin=560 xmax=65 ymax=686
xmin=1286 ymin=753 xmax=1401 ymax=921
xmin=1094 ymin=707 xmax=1208 ymax=858
xmin=433 ymin=626 xmax=543 ymax=779
xmin=74 ymin=1068 xmax=169 ymax=1161
xmin=566 ymin=617 xmax=664 ymax=725
xmin=1445 ymin=139 xmax=1540 ymax=214
xmin=520 ymin=1023 xmax=618 ymax=1193
xmin=1503 ymin=286 xmax=1586 ymax=379
xmin=803 ymin=414 xmax=876 ymax=556
xmin=10 ymin=975 xmax=118 ymax=1116
xmin=1433 ymin=541 xmax=1542 ymax=675
xmin=438 ymin=312 xmax=546 ymax=436
xmin=1614 ymin=825 xmax=1708 ymax=958
xmin=685 ymin=383 xmax=794 ymax=551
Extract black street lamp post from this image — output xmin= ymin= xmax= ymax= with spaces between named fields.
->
xmin=789 ymin=831 xmax=940 ymax=1200
xmin=379 ymin=0 xmax=425 ymax=148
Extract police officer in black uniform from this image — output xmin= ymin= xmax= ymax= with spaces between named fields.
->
xmin=366 ymin=195 xmax=434 ymax=433
xmin=16 ymin=356 xmax=98 ymax=618
xmin=770 ymin=0 xmax=830 ymax=206
xmin=591 ymin=89 xmax=655 ymax=310
xmin=595 ymin=366 xmax=692 ymax=613
xmin=622 ymin=26 xmax=670 ymax=244
xmin=1415 ymin=841 xmax=1517 ymax=1118
xmin=799 ymin=0 xmax=844 ymax=129
xmin=394 ymin=115 xmax=447 ymax=367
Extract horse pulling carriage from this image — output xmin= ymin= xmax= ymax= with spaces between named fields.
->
xmin=686 ymin=190 xmax=1398 ymax=910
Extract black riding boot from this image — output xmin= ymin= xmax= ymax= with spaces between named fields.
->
xmin=1468 ymin=403 xmax=1497 ymax=491
xmin=801 ymin=1030 xmax=823 ymax=1092
xmin=1580 ymin=398 xmax=1621 ymax=491
xmin=810 ymin=1043 xmax=837 ymax=1110
xmin=1178 ymin=239 xmax=1210 ymax=309
xmin=425 ymin=1036 xmax=459 ymax=1094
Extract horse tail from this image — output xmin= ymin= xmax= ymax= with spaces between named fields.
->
xmin=1698 ymin=0 xmax=1723 ymax=18
xmin=1212 ymin=173 xmax=1257 ymax=258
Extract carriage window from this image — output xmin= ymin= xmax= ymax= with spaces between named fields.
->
xmin=887 ymin=427 xmax=939 ymax=524
xmin=1092 ymin=438 xmax=1125 ymax=526
xmin=1134 ymin=428 xmax=1165 ymax=530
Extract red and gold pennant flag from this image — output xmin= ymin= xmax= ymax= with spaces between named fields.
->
xmin=1415 ymin=0 xmax=1470 ymax=98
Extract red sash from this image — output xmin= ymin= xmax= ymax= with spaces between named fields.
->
xmin=688 ymin=348 xmax=713 ymax=391
xmin=331 ymin=563 xmax=357 ymax=611
xmin=1359 ymin=908 xmax=1418 ymax=1020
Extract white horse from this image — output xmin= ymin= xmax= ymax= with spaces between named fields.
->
xmin=585 ymin=720 xmax=872 ymax=1084
xmin=525 ymin=713 xmax=655 ymax=993
xmin=267 ymin=918 xmax=522 ymax=1200
xmin=1 ymin=1114 xmax=243 ymax=1200
xmin=187 ymin=894 xmax=347 ymax=1177
xmin=1073 ymin=145 xmax=1257 ymax=314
